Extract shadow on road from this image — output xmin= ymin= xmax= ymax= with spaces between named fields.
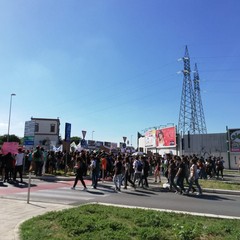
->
xmin=123 ymin=191 xmax=151 ymax=197
xmin=12 ymin=181 xmax=37 ymax=188
xmin=184 ymin=193 xmax=234 ymax=201
xmin=0 ymin=181 xmax=8 ymax=187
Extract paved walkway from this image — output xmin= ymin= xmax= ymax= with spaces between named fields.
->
xmin=0 ymin=173 xmax=240 ymax=240
xmin=0 ymin=198 xmax=72 ymax=240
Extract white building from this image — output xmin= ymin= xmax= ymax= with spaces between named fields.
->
xmin=24 ymin=117 xmax=60 ymax=150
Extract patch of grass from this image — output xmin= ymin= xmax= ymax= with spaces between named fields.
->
xmin=223 ymin=170 xmax=240 ymax=175
xmin=20 ymin=204 xmax=240 ymax=240
xmin=199 ymin=179 xmax=240 ymax=190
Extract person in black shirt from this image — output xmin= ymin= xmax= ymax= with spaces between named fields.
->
xmin=175 ymin=156 xmax=186 ymax=194
xmin=71 ymin=156 xmax=87 ymax=190
xmin=138 ymin=157 xmax=150 ymax=188
xmin=113 ymin=156 xmax=123 ymax=191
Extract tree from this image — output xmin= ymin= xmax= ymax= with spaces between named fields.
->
xmin=0 ymin=134 xmax=21 ymax=145
xmin=70 ymin=136 xmax=82 ymax=145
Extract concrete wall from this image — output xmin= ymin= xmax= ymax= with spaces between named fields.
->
xmin=179 ymin=133 xmax=239 ymax=169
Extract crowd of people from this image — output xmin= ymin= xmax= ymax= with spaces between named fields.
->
xmin=0 ymin=146 xmax=226 ymax=196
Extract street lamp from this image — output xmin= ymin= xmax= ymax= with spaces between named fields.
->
xmin=7 ymin=93 xmax=16 ymax=142
xmin=130 ymin=135 xmax=133 ymax=154
xmin=92 ymin=130 xmax=95 ymax=140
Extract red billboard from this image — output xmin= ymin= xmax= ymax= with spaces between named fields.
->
xmin=156 ymin=127 xmax=176 ymax=148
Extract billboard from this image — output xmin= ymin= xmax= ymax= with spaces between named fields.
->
xmin=24 ymin=120 xmax=35 ymax=146
xmin=24 ymin=120 xmax=35 ymax=136
xmin=156 ymin=126 xmax=176 ymax=148
xmin=229 ymin=129 xmax=240 ymax=152
xmin=145 ymin=129 xmax=156 ymax=147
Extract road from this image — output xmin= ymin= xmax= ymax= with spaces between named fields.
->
xmin=1 ymin=177 xmax=240 ymax=218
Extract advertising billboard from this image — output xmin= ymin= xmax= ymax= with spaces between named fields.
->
xmin=24 ymin=120 xmax=35 ymax=136
xmin=156 ymin=126 xmax=176 ymax=148
xmin=145 ymin=129 xmax=156 ymax=147
xmin=229 ymin=129 xmax=240 ymax=152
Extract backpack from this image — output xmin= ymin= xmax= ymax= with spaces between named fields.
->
xmin=91 ymin=160 xmax=96 ymax=170
xmin=136 ymin=160 xmax=143 ymax=172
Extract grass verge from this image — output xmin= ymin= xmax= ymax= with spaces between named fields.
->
xmin=20 ymin=204 xmax=240 ymax=240
xmin=199 ymin=179 xmax=240 ymax=191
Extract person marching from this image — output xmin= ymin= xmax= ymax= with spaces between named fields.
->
xmin=13 ymin=148 xmax=25 ymax=183
xmin=113 ymin=155 xmax=123 ymax=191
xmin=186 ymin=158 xmax=202 ymax=196
xmin=71 ymin=156 xmax=87 ymax=190
xmin=123 ymin=156 xmax=135 ymax=189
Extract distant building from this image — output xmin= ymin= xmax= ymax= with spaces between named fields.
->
xmin=138 ymin=127 xmax=240 ymax=170
xmin=24 ymin=117 xmax=60 ymax=149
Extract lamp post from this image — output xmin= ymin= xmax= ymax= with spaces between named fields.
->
xmin=7 ymin=93 xmax=16 ymax=142
xmin=130 ymin=135 xmax=133 ymax=154
xmin=92 ymin=130 xmax=95 ymax=140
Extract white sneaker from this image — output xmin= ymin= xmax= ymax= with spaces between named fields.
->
xmin=82 ymin=188 xmax=87 ymax=191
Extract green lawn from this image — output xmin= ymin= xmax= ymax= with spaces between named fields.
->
xmin=199 ymin=179 xmax=240 ymax=191
xmin=20 ymin=204 xmax=240 ymax=240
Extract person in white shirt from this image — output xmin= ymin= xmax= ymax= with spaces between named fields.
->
xmin=14 ymin=148 xmax=25 ymax=183
xmin=133 ymin=156 xmax=143 ymax=186
xmin=186 ymin=158 xmax=202 ymax=196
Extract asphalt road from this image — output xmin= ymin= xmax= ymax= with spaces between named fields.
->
xmin=1 ymin=178 xmax=240 ymax=218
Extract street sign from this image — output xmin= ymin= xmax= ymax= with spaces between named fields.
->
xmin=24 ymin=136 xmax=34 ymax=146
xmin=81 ymin=139 xmax=87 ymax=147
xmin=82 ymin=130 xmax=87 ymax=139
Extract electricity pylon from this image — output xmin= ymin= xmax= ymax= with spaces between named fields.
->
xmin=193 ymin=63 xmax=207 ymax=133
xmin=178 ymin=45 xmax=196 ymax=135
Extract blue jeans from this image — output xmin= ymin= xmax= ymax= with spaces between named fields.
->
xmin=188 ymin=178 xmax=202 ymax=194
xmin=92 ymin=170 xmax=98 ymax=188
xmin=113 ymin=174 xmax=122 ymax=190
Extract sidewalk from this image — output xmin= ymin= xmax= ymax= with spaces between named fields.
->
xmin=0 ymin=174 xmax=240 ymax=240
xmin=0 ymin=198 xmax=72 ymax=240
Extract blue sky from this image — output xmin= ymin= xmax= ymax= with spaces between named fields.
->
xmin=0 ymin=0 xmax=239 ymax=147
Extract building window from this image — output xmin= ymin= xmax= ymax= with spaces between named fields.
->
xmin=50 ymin=124 xmax=55 ymax=133
xmin=35 ymin=123 xmax=39 ymax=132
